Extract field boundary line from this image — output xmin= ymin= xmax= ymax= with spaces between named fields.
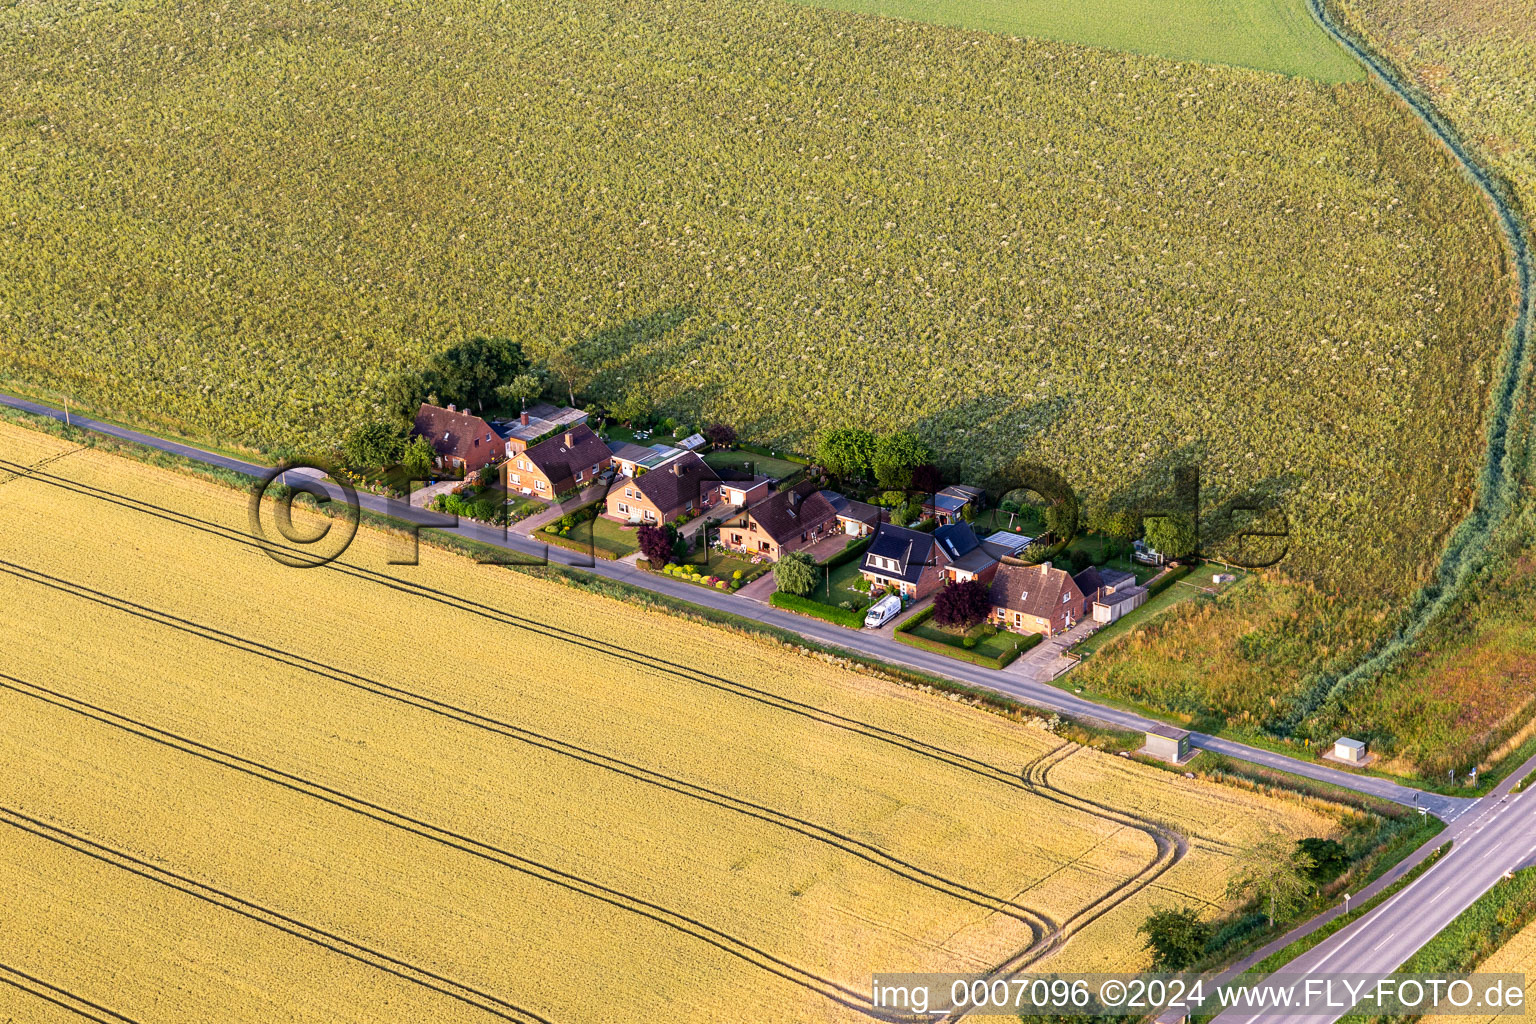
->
xmin=0 ymin=963 xmax=139 ymax=1024
xmin=0 ymin=808 xmax=553 ymax=1024
xmin=0 ymin=556 xmax=1057 ymax=938
xmin=0 ymin=671 xmax=887 ymax=1018
xmin=1283 ymin=0 xmax=1536 ymax=726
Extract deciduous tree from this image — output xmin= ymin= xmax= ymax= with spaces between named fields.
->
xmin=1138 ymin=907 xmax=1211 ymax=971
xmin=872 ymin=431 xmax=930 ymax=489
xmin=772 ymin=550 xmax=818 ymax=596
xmin=1145 ymin=513 xmax=1198 ymax=560
xmin=933 ymin=579 xmax=991 ymax=630
xmin=816 ymin=427 xmax=875 ymax=479
xmin=637 ymin=523 xmax=677 ymax=567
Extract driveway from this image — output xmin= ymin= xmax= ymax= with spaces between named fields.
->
xmin=511 ymin=483 xmax=605 ymax=536
xmin=1007 ymin=618 xmax=1099 ymax=683
xmin=408 ymin=478 xmax=463 ymax=509
xmin=736 ymin=569 xmax=779 ymax=603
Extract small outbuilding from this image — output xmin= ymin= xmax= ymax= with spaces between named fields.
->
xmin=1143 ymin=725 xmax=1192 ymax=764
xmin=1333 ymin=737 xmax=1368 ymax=764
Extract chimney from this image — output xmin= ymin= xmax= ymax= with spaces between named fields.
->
xmin=789 ymin=490 xmax=801 ymax=507
xmin=447 ymin=403 xmax=456 ymax=413
xmin=520 ymin=410 xmax=530 ymax=426
xmin=672 ymin=461 xmax=682 ymax=476
xmin=564 ymin=431 xmax=574 ymax=448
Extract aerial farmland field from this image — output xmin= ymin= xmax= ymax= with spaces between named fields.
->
xmin=0 ymin=421 xmax=1347 ymax=1022
xmin=0 ymin=0 xmax=1509 ymax=599
xmin=788 ymin=0 xmax=1363 ymax=79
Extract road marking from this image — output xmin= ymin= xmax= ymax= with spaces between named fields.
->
xmin=1372 ymin=930 xmax=1398 ymax=952
xmin=1430 ymin=884 xmax=1451 ymax=904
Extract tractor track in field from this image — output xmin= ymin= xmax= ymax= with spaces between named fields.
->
xmin=0 ymin=461 xmax=1195 ymax=995
xmin=0 ymin=963 xmax=139 ymax=1024
xmin=0 ymin=808 xmax=552 ymax=1024
xmin=0 ymin=556 xmax=1057 ymax=941
xmin=0 ymin=670 xmax=888 ymax=1019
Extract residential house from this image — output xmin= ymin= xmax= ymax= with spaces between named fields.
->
xmin=721 ymin=481 xmax=839 ymax=560
xmin=932 ymin=521 xmax=1005 ymax=585
xmin=988 ymin=562 xmax=1087 ymax=636
xmin=413 ymin=403 xmax=505 ymax=474
xmin=494 ymin=403 xmax=589 ymax=456
xmin=716 ymin=474 xmax=774 ymax=509
xmin=607 ymin=451 xmax=720 ymax=524
xmin=826 ymin=493 xmax=886 ymax=538
xmin=504 ymin=424 xmax=613 ymax=498
xmin=1074 ymin=566 xmax=1148 ymax=624
xmin=922 ymin=484 xmax=985 ymax=526
xmin=861 ymin=522 xmax=949 ymax=600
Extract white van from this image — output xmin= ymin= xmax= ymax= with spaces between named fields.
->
xmin=864 ymin=594 xmax=903 ymax=629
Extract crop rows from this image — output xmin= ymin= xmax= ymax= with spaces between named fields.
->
xmin=0 ymin=424 xmax=1342 ymax=1019
xmin=0 ymin=0 xmax=1511 ymax=593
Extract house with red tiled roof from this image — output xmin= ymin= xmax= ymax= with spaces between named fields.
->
xmin=503 ymin=423 xmax=613 ymax=498
xmin=988 ymin=562 xmax=1087 ymax=636
xmin=721 ymin=482 xmax=840 ymax=560
xmin=413 ymin=403 xmax=506 ymax=474
xmin=607 ymin=452 xmax=721 ymax=524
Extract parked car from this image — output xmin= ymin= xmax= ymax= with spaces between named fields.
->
xmin=864 ymin=594 xmax=903 ymax=629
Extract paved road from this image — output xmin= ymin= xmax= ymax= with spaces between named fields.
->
xmin=1208 ymin=754 xmax=1536 ymax=1024
xmin=0 ymin=390 xmax=1476 ymax=822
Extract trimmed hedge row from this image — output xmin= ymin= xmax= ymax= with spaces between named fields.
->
xmin=539 ymin=531 xmax=623 ymax=560
xmin=1146 ymin=563 xmax=1194 ymax=598
xmin=819 ymin=535 xmax=873 ymax=569
xmin=894 ymin=606 xmax=1042 ymax=669
xmin=769 ymin=592 xmax=864 ymax=628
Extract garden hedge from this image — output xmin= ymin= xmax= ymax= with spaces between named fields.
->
xmin=769 ymin=592 xmax=865 ymax=628
xmin=895 ymin=606 xmax=1042 ymax=669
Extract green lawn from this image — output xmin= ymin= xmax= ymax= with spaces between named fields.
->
xmin=803 ymin=559 xmax=873 ymax=611
xmin=906 ymin=619 xmax=1032 ymax=661
xmin=789 ymin=0 xmax=1362 ymax=81
xmin=703 ymin=449 xmax=803 ymax=481
xmin=692 ymin=549 xmax=771 ymax=582
xmin=543 ymin=515 xmax=640 ymax=558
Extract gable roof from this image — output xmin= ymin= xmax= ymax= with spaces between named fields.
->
xmin=826 ymin=493 xmax=885 ymax=526
xmin=862 ymin=522 xmax=941 ymax=585
xmin=631 ymin=451 xmax=720 ymax=513
xmin=521 ymin=423 xmax=612 ymax=488
xmin=606 ymin=440 xmax=656 ymax=463
xmin=933 ymin=521 xmax=981 ymax=559
xmin=742 ymin=481 xmax=838 ymax=543
xmin=990 ymin=562 xmax=1084 ymax=619
xmin=414 ymin=403 xmax=501 ymax=463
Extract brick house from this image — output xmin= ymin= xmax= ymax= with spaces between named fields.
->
xmin=861 ymin=522 xmax=949 ymax=600
xmin=504 ymin=424 xmax=613 ymax=498
xmin=413 ymin=403 xmax=506 ymax=474
xmin=827 ymin=494 xmax=886 ymax=538
xmin=607 ymin=452 xmax=720 ymax=524
xmin=496 ymin=403 xmax=589 ymax=456
xmin=988 ymin=562 xmax=1087 ymax=636
xmin=932 ymin=521 xmax=1004 ymax=585
xmin=721 ymin=482 xmax=839 ymax=560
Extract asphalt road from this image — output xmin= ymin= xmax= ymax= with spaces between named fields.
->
xmin=0 ymin=390 xmax=1475 ymax=824
xmin=1210 ymin=761 xmax=1536 ymax=1024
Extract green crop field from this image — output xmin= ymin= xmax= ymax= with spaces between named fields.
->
xmin=788 ymin=0 xmax=1363 ymax=80
xmin=0 ymin=0 xmax=1509 ymax=600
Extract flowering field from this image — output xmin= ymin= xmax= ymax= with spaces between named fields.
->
xmin=0 ymin=0 xmax=1510 ymax=596
xmin=0 ymin=422 xmax=1345 ymax=1021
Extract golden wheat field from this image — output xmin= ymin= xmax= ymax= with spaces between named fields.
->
xmin=1421 ymin=919 xmax=1536 ymax=1024
xmin=0 ymin=421 xmax=1343 ymax=1023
